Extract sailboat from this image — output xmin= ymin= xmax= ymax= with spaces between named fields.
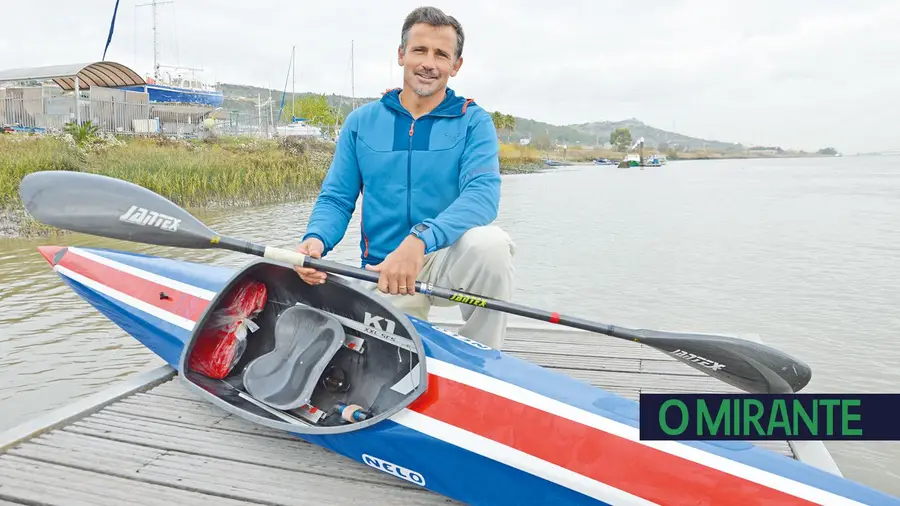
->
xmin=274 ymin=45 xmax=323 ymax=138
xmin=114 ymin=0 xmax=224 ymax=106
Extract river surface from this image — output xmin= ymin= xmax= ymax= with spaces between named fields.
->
xmin=1 ymin=156 xmax=898 ymax=495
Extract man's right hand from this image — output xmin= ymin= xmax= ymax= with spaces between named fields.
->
xmin=294 ymin=237 xmax=326 ymax=285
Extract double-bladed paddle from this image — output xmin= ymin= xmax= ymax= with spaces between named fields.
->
xmin=19 ymin=170 xmax=812 ymax=394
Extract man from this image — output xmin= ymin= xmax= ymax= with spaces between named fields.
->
xmin=293 ymin=6 xmax=515 ymax=349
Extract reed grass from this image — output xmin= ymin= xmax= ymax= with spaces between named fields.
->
xmin=498 ymin=143 xmax=545 ymax=173
xmin=0 ymin=134 xmax=332 ymax=210
xmin=1 ymin=134 xmax=547 ymax=209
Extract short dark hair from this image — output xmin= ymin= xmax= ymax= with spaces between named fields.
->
xmin=400 ymin=6 xmax=465 ymax=60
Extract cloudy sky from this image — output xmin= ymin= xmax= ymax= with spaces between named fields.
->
xmin=2 ymin=0 xmax=898 ymax=153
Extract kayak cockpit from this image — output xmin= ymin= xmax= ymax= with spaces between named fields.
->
xmin=178 ymin=258 xmax=426 ymax=434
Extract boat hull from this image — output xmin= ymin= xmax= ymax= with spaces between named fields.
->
xmin=38 ymin=245 xmax=900 ymax=505
xmin=121 ymin=84 xmax=224 ymax=107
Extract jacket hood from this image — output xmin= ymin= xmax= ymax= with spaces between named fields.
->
xmin=380 ymin=87 xmax=475 ymax=118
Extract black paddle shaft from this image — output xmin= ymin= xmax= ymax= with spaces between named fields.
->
xmin=297 ymin=255 xmax=809 ymax=394
xmin=19 ymin=170 xmax=812 ymax=394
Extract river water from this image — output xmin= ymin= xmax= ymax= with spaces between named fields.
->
xmin=1 ymin=156 xmax=898 ymax=495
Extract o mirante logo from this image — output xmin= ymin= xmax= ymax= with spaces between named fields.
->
xmin=639 ymin=394 xmax=900 ymax=441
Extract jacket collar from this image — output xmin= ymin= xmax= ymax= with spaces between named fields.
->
xmin=380 ymin=86 xmax=474 ymax=118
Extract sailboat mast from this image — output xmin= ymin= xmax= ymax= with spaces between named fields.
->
xmin=351 ymin=39 xmax=355 ymax=111
xmin=151 ymin=0 xmax=159 ymax=80
xmin=136 ymin=0 xmax=171 ymax=80
xmin=291 ymin=45 xmax=296 ymax=121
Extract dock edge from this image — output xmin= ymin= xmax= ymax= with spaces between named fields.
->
xmin=0 ymin=364 xmax=175 ymax=452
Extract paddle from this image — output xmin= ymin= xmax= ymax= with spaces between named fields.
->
xmin=19 ymin=170 xmax=812 ymax=394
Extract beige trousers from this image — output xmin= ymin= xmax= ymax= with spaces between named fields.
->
xmin=363 ymin=225 xmax=516 ymax=350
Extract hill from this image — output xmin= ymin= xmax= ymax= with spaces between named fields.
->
xmin=217 ymin=83 xmax=745 ymax=153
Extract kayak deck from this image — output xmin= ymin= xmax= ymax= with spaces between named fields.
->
xmin=0 ymin=323 xmax=832 ymax=504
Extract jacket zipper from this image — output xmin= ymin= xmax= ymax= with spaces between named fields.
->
xmin=360 ymin=186 xmax=369 ymax=259
xmin=407 ymin=119 xmax=415 ymax=229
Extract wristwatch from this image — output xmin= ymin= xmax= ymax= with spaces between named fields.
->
xmin=410 ymin=223 xmax=429 ymax=241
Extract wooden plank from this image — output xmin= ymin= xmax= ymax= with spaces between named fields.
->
xmin=144 ymin=380 xmax=208 ymax=402
xmin=501 ymin=339 xmax=670 ymax=362
xmin=105 ymin=396 xmax=289 ymax=439
xmin=503 ymin=328 xmax=665 ymax=353
xmin=8 ymin=433 xmax=453 ymax=505
xmin=0 ymin=454 xmax=262 ymax=506
xmin=558 ymin=367 xmax=735 ymax=392
xmin=63 ymin=411 xmax=434 ymax=491
xmin=504 ymin=351 xmax=641 ymax=373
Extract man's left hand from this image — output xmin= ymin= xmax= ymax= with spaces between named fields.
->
xmin=365 ymin=236 xmax=426 ymax=295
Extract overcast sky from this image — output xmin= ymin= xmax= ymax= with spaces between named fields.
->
xmin=2 ymin=0 xmax=898 ymax=153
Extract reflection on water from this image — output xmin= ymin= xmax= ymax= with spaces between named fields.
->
xmin=1 ymin=156 xmax=898 ymax=495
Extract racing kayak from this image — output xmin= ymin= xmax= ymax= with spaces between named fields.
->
xmin=19 ymin=170 xmax=900 ymax=505
xmin=35 ymin=244 xmax=900 ymax=506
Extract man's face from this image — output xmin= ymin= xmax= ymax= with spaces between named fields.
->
xmin=398 ymin=23 xmax=463 ymax=97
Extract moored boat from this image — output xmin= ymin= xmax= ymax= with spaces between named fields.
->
xmin=121 ymin=80 xmax=224 ymax=107
xmin=34 ymin=244 xmax=900 ymax=506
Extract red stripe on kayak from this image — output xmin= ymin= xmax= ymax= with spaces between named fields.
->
xmin=409 ymin=374 xmax=817 ymax=506
xmin=57 ymin=250 xmax=209 ymax=323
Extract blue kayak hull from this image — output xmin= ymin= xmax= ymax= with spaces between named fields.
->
xmin=39 ymin=245 xmax=900 ymax=506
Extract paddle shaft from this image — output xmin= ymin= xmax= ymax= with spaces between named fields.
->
xmin=225 ymin=238 xmax=612 ymax=331
xmin=256 ymin=242 xmax=685 ymax=343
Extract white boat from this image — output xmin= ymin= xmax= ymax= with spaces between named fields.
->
xmin=276 ymin=119 xmax=323 ymax=138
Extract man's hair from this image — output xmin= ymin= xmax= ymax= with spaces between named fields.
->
xmin=400 ymin=6 xmax=465 ymax=60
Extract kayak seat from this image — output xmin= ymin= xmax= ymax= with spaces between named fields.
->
xmin=242 ymin=305 xmax=345 ymax=411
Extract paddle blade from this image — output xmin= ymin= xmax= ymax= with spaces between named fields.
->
xmin=631 ymin=329 xmax=812 ymax=394
xmin=19 ymin=170 xmax=218 ymax=249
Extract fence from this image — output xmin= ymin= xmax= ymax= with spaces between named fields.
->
xmin=0 ymin=85 xmax=309 ymax=140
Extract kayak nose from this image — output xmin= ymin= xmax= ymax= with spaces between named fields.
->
xmin=37 ymin=245 xmax=65 ymax=266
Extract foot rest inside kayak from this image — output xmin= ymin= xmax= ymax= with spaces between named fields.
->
xmin=179 ymin=259 xmax=427 ymax=433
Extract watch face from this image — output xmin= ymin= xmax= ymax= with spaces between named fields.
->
xmin=414 ymin=224 xmax=429 ymax=233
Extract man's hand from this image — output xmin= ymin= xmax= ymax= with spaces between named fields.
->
xmin=294 ymin=237 xmax=326 ymax=285
xmin=365 ymin=236 xmax=425 ymax=295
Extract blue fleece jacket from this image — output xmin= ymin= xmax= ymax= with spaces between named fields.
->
xmin=302 ymin=87 xmax=501 ymax=267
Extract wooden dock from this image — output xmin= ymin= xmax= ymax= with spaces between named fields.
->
xmin=0 ymin=323 xmax=841 ymax=505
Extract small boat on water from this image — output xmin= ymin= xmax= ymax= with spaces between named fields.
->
xmin=19 ymin=171 xmax=900 ymax=505
xmin=645 ymin=154 xmax=667 ymax=166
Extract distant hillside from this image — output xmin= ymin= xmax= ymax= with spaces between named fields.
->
xmin=218 ymin=83 xmax=744 ymax=152
xmin=219 ymin=83 xmax=378 ymax=122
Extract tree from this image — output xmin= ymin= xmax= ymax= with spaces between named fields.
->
xmin=282 ymin=94 xmax=343 ymax=133
xmin=504 ymin=113 xmax=516 ymax=131
xmin=610 ymin=127 xmax=632 ymax=152
xmin=490 ymin=111 xmax=517 ymax=141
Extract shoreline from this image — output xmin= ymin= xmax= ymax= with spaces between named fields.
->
xmin=0 ymin=134 xmax=548 ymax=240
xmin=0 ymin=161 xmax=545 ymax=239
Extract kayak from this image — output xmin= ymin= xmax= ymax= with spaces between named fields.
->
xmin=36 ymin=244 xmax=900 ymax=506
